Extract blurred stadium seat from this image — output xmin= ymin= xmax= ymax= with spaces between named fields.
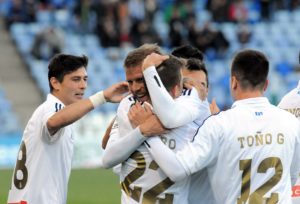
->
xmin=1 ymin=0 xmax=300 ymax=168
xmin=0 ymin=88 xmax=21 ymax=136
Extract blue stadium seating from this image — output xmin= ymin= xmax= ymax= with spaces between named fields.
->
xmin=8 ymin=7 xmax=300 ymax=112
xmin=0 ymin=88 xmax=21 ymax=136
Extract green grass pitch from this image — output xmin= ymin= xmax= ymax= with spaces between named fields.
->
xmin=0 ymin=168 xmax=121 ymax=204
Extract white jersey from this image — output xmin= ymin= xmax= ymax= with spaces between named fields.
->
xmin=188 ymin=100 xmax=217 ymax=204
xmin=8 ymin=94 xmax=74 ymax=204
xmin=143 ymin=66 xmax=216 ymax=204
xmin=278 ymin=80 xmax=300 ymax=120
xmin=113 ymin=87 xmax=209 ymax=204
xmin=278 ymin=80 xmax=300 ymax=203
xmin=177 ymin=97 xmax=300 ymax=204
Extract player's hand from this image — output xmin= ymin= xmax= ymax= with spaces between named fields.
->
xmin=142 ymin=53 xmax=169 ymax=71
xmin=210 ymin=98 xmax=220 ymax=114
xmin=139 ymin=115 xmax=168 ymax=137
xmin=128 ymin=102 xmax=153 ymax=128
xmin=104 ymin=81 xmax=129 ymax=103
xmin=183 ymin=77 xmax=194 ymax=90
xmin=198 ymin=84 xmax=207 ymax=101
xmin=183 ymin=77 xmax=207 ymax=101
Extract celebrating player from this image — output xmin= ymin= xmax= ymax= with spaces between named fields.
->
xmin=7 ymin=54 xmax=129 ymax=204
xmin=145 ymin=49 xmax=300 ymax=204
xmin=101 ymin=44 xmax=210 ymax=203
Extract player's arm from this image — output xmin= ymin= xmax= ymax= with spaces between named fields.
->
xmin=145 ymin=137 xmax=188 ymax=181
xmin=100 ymin=114 xmax=166 ymax=168
xmin=101 ymin=101 xmax=153 ymax=168
xmin=101 ymin=117 xmax=116 ymax=149
xmin=101 ymin=100 xmax=166 ymax=168
xmin=142 ymin=55 xmax=202 ymax=128
xmin=47 ymin=81 xmax=128 ymax=136
xmin=101 ymin=125 xmax=146 ymax=169
xmin=145 ymin=116 xmax=220 ymax=181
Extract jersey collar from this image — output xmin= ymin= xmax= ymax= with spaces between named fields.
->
xmin=47 ymin=94 xmax=66 ymax=107
xmin=231 ymin=97 xmax=269 ymax=109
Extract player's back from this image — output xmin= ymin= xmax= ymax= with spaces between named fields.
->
xmin=205 ymin=97 xmax=300 ymax=204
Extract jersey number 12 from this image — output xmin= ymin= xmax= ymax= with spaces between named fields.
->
xmin=237 ymin=157 xmax=282 ymax=204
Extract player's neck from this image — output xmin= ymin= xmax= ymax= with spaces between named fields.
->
xmin=234 ymin=89 xmax=264 ymax=101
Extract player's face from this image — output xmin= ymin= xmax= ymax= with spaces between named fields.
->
xmin=53 ymin=67 xmax=88 ymax=105
xmin=182 ymin=69 xmax=208 ymax=100
xmin=125 ymin=65 xmax=149 ymax=103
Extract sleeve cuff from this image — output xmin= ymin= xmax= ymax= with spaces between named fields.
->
xmin=143 ymin=65 xmax=157 ymax=77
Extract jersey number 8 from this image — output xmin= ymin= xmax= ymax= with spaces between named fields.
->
xmin=13 ymin=141 xmax=28 ymax=189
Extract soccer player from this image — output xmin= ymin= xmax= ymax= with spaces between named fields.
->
xmin=171 ymin=46 xmax=217 ymax=203
xmin=7 ymin=54 xmax=129 ymax=204
xmin=100 ymin=45 xmax=216 ymax=150
xmin=101 ymin=45 xmax=210 ymax=203
xmin=100 ymin=44 xmax=163 ymax=150
xmin=171 ymin=45 xmax=219 ymax=114
xmin=277 ymin=54 xmax=300 ymax=203
xmin=144 ymin=49 xmax=300 ymax=204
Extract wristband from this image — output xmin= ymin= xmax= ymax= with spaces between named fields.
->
xmin=89 ymin=91 xmax=106 ymax=107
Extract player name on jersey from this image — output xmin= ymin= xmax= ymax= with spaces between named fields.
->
xmin=237 ymin=132 xmax=284 ymax=148
xmin=284 ymin=108 xmax=300 ymax=118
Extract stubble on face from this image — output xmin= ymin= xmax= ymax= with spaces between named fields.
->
xmin=125 ymin=66 xmax=150 ymax=103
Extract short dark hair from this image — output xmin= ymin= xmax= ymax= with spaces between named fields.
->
xmin=124 ymin=44 xmax=161 ymax=68
xmin=171 ymin=45 xmax=204 ymax=61
xmin=172 ymin=45 xmax=208 ymax=87
xmin=231 ymin=49 xmax=269 ymax=90
xmin=48 ymin=54 xmax=88 ymax=92
xmin=156 ymin=56 xmax=183 ymax=92
xmin=186 ymin=58 xmax=209 ymax=87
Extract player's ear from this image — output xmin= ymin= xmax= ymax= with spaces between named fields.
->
xmin=175 ymin=84 xmax=182 ymax=98
xmin=169 ymin=85 xmax=179 ymax=99
xmin=230 ymin=76 xmax=237 ymax=90
xmin=263 ymin=79 xmax=269 ymax=91
xmin=50 ymin=77 xmax=61 ymax=91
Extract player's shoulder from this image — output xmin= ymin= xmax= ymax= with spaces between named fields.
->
xmin=38 ymin=95 xmax=64 ymax=114
xmin=276 ymin=104 xmax=299 ymax=120
xmin=278 ymin=88 xmax=300 ymax=107
xmin=118 ymin=94 xmax=136 ymax=110
xmin=119 ymin=94 xmax=135 ymax=104
xmin=181 ymin=88 xmax=192 ymax=96
xmin=180 ymin=87 xmax=198 ymax=98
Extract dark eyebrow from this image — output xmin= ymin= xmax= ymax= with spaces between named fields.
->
xmin=71 ymin=75 xmax=88 ymax=79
